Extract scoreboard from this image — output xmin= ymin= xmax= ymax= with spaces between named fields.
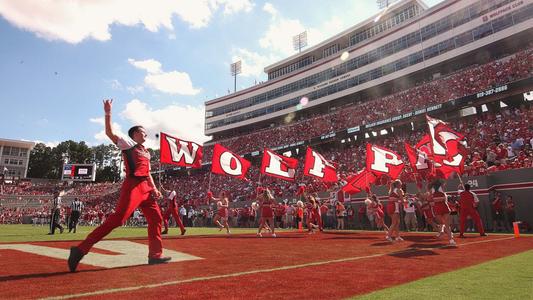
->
xmin=62 ymin=164 xmax=96 ymax=181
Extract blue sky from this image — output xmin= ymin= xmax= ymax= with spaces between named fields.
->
xmin=0 ymin=0 xmax=443 ymax=148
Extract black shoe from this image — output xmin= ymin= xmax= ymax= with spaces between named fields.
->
xmin=68 ymin=247 xmax=84 ymax=273
xmin=60 ymin=228 xmax=64 ymax=234
xmin=148 ymin=256 xmax=172 ymax=265
xmin=181 ymin=229 xmax=186 ymax=236
xmin=480 ymin=233 xmax=488 ymax=237
xmin=161 ymin=229 xmax=168 ymax=235
xmin=47 ymin=233 xmax=54 ymax=235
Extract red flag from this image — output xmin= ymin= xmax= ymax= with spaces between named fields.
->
xmin=160 ymin=132 xmax=203 ymax=168
xmin=303 ymin=147 xmax=337 ymax=182
xmin=211 ymin=144 xmax=251 ymax=180
xmin=405 ymin=142 xmax=431 ymax=173
xmin=434 ymin=139 xmax=467 ymax=178
xmin=426 ymin=115 xmax=467 ymax=178
xmin=366 ymin=143 xmax=404 ymax=180
xmin=342 ymin=170 xmax=377 ymax=195
xmin=260 ymin=148 xmax=298 ymax=181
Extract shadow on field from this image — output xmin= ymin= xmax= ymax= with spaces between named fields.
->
xmin=388 ymin=249 xmax=439 ymax=258
xmin=0 ymin=267 xmax=113 ymax=282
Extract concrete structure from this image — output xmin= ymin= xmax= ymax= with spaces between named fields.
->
xmin=0 ymin=138 xmax=35 ymax=178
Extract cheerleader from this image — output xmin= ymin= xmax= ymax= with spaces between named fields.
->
xmin=428 ymin=179 xmax=455 ymax=246
xmin=365 ymin=194 xmax=389 ymax=234
xmin=306 ymin=195 xmax=320 ymax=234
xmin=209 ymin=191 xmax=231 ymax=234
xmin=418 ymin=192 xmax=440 ymax=232
xmin=386 ymin=179 xmax=405 ymax=242
xmin=257 ymin=188 xmax=276 ymax=237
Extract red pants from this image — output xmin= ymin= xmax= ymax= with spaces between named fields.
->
xmin=163 ymin=206 xmax=185 ymax=232
xmin=459 ymin=208 xmax=485 ymax=235
xmin=78 ymin=178 xmax=163 ymax=259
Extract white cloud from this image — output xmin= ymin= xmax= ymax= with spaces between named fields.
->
xmin=232 ymin=3 xmax=349 ymax=79
xmin=120 ymin=99 xmax=210 ymax=148
xmin=127 ymin=58 xmax=162 ymax=74
xmin=126 ymin=85 xmax=145 ymax=95
xmin=90 ymin=117 xmax=126 ymax=144
xmin=262 ymin=3 xmax=277 ymax=16
xmin=231 ymin=48 xmax=276 ymax=78
xmin=128 ymin=58 xmax=201 ymax=95
xmin=218 ymin=0 xmax=254 ymax=15
xmin=32 ymin=140 xmax=60 ymax=148
xmin=110 ymin=79 xmax=123 ymax=90
xmin=0 ymin=0 xmax=254 ymax=44
xmin=258 ymin=4 xmax=348 ymax=58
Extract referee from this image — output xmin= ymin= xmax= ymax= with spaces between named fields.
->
xmin=49 ymin=190 xmax=64 ymax=235
xmin=69 ymin=198 xmax=83 ymax=233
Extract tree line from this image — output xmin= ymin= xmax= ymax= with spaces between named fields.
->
xmin=27 ymin=141 xmax=159 ymax=182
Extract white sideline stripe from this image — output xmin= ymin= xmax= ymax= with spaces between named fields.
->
xmin=41 ymin=236 xmax=516 ymax=300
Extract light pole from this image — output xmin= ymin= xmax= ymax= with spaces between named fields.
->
xmin=230 ymin=60 xmax=242 ymax=93
xmin=292 ymin=31 xmax=308 ymax=53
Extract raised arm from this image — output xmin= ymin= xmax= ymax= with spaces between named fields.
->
xmin=103 ymin=99 xmax=119 ymax=144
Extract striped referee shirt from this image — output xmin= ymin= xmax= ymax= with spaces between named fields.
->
xmin=52 ymin=197 xmax=61 ymax=210
xmin=71 ymin=200 xmax=83 ymax=212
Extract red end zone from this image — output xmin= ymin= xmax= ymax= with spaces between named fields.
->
xmin=0 ymin=232 xmax=532 ymax=299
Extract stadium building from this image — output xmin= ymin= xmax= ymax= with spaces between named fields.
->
xmin=0 ymin=138 xmax=35 ymax=178
xmin=205 ymin=0 xmax=533 ymax=150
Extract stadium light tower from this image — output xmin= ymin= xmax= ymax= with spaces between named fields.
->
xmin=375 ymin=0 xmax=398 ymax=22
xmin=292 ymin=31 xmax=308 ymax=53
xmin=230 ymin=60 xmax=242 ymax=93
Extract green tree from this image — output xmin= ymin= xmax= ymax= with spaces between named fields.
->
xmin=27 ymin=143 xmax=55 ymax=178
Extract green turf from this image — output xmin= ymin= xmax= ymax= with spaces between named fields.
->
xmin=352 ymin=250 xmax=533 ymax=300
xmin=0 ymin=225 xmax=296 ymax=243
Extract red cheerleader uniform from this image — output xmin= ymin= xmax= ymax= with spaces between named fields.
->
xmin=261 ymin=199 xmax=274 ymax=218
xmin=432 ymin=191 xmax=450 ymax=215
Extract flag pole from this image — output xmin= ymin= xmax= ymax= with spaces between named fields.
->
xmin=208 ymin=171 xmax=213 ymax=192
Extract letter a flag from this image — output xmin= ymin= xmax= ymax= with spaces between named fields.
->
xmin=211 ymin=144 xmax=251 ymax=180
xmin=303 ymin=147 xmax=337 ymax=182
xmin=366 ymin=143 xmax=404 ymax=180
xmin=260 ymin=148 xmax=298 ymax=181
xmin=160 ymin=132 xmax=203 ymax=168
xmin=342 ymin=170 xmax=378 ymax=195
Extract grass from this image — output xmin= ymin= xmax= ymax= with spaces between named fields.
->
xmin=353 ymin=250 xmax=533 ymax=300
xmin=0 ymin=225 xmax=530 ymax=243
xmin=0 ymin=224 xmax=296 ymax=243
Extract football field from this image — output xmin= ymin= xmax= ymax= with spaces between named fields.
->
xmin=0 ymin=225 xmax=531 ymax=299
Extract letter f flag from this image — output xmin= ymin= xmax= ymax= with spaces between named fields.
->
xmin=211 ymin=144 xmax=251 ymax=180
xmin=303 ymin=147 xmax=337 ymax=182
xmin=260 ymin=148 xmax=298 ymax=181
xmin=160 ymin=132 xmax=203 ymax=168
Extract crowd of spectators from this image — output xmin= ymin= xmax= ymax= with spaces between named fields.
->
xmin=204 ymin=45 xmax=533 ymax=158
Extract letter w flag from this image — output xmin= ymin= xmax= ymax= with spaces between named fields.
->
xmin=211 ymin=144 xmax=251 ymax=180
xmin=160 ymin=132 xmax=203 ymax=168
xmin=366 ymin=143 xmax=404 ymax=180
xmin=303 ymin=147 xmax=337 ymax=182
xmin=260 ymin=148 xmax=298 ymax=181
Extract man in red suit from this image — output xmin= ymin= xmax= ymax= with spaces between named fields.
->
xmin=459 ymin=183 xmax=487 ymax=238
xmin=68 ymin=99 xmax=171 ymax=272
